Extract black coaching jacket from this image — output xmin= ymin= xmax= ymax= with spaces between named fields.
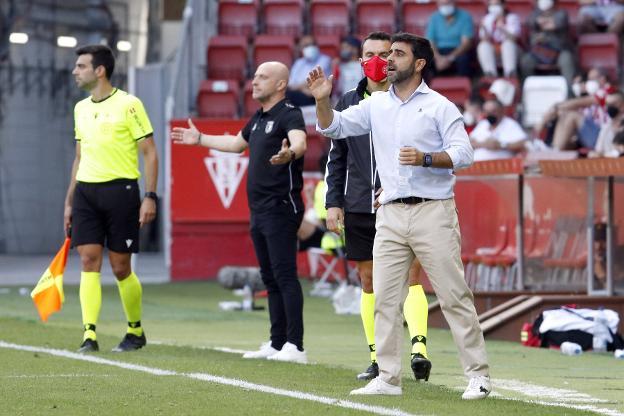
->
xmin=325 ymin=77 xmax=381 ymax=214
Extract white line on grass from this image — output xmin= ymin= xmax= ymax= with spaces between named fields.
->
xmin=0 ymin=340 xmax=417 ymax=416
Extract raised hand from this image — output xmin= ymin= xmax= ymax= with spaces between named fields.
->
xmin=306 ymin=66 xmax=333 ymax=101
xmin=270 ymin=139 xmax=294 ymax=165
xmin=171 ymin=118 xmax=201 ymax=145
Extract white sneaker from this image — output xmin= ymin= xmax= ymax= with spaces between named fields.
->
xmin=267 ymin=342 xmax=307 ymax=364
xmin=462 ymin=375 xmax=492 ymax=400
xmin=242 ymin=341 xmax=279 ymax=359
xmin=350 ymin=377 xmax=402 ymax=395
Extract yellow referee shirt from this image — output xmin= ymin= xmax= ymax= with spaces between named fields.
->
xmin=74 ymin=88 xmax=153 ymax=183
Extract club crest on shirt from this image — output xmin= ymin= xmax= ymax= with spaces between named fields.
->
xmin=265 ymin=121 xmax=274 ymax=133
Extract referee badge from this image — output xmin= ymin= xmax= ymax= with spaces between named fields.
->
xmin=265 ymin=121 xmax=274 ymax=133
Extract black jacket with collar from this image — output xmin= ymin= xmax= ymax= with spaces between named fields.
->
xmin=325 ymin=77 xmax=381 ymax=214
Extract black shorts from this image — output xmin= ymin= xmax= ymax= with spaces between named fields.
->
xmin=71 ymin=179 xmax=141 ymax=253
xmin=344 ymin=212 xmax=376 ymax=261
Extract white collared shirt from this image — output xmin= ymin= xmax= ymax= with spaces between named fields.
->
xmin=317 ymin=81 xmax=473 ymax=203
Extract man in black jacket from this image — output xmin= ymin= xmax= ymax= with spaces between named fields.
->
xmin=324 ymin=32 xmax=431 ymax=382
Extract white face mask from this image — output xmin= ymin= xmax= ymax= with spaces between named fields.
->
xmin=585 ymin=79 xmax=600 ymax=96
xmin=488 ymin=4 xmax=504 ymax=17
xmin=439 ymin=4 xmax=455 ymax=17
xmin=537 ymin=0 xmax=553 ymax=11
xmin=571 ymin=83 xmax=583 ymax=97
xmin=463 ymin=111 xmax=476 ymax=126
xmin=302 ymin=45 xmax=320 ymax=62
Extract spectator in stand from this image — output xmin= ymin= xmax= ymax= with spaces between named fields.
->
xmin=612 ymin=129 xmax=624 ymax=156
xmin=426 ymin=0 xmax=475 ymax=77
xmin=578 ymin=0 xmax=624 ymax=34
xmin=462 ymin=95 xmax=484 ymax=134
xmin=287 ymin=35 xmax=332 ymax=107
xmin=477 ymin=0 xmax=522 ymax=77
xmin=470 ymin=98 xmax=527 ymax=160
xmin=333 ymin=36 xmax=363 ymax=97
xmin=537 ymin=67 xmax=612 ymax=150
xmin=590 ymin=90 xmax=624 ymax=157
xmin=519 ymin=0 xmax=576 ymax=86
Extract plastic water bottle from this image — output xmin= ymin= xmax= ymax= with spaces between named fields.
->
xmin=397 ymin=143 xmax=413 ymax=193
xmin=614 ymin=349 xmax=624 ymax=359
xmin=560 ymin=342 xmax=583 ymax=356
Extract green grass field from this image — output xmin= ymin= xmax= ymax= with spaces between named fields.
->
xmin=1 ymin=281 xmax=622 ymax=416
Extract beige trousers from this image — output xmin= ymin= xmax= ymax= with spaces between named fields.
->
xmin=373 ymin=199 xmax=490 ymax=386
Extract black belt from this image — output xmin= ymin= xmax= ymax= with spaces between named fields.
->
xmin=388 ymin=196 xmax=432 ymax=205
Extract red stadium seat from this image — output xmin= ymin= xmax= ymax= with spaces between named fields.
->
xmin=316 ymin=34 xmax=341 ymax=59
xmin=355 ymin=0 xmax=396 ymax=39
xmin=206 ymin=35 xmax=248 ymax=82
xmin=558 ymin=0 xmax=580 ymax=25
xmin=578 ymin=33 xmax=620 ymax=82
xmin=304 ymin=128 xmax=330 ymax=172
xmin=197 ymin=80 xmax=240 ymax=119
xmin=263 ymin=0 xmax=304 ymax=36
xmin=430 ymin=76 xmax=471 ymax=106
xmin=243 ymin=80 xmax=260 ymax=117
xmin=217 ymin=0 xmax=258 ymax=38
xmin=505 ymin=0 xmax=533 ymax=21
xmin=402 ymin=0 xmax=437 ymax=36
xmin=310 ymin=0 xmax=351 ymax=37
xmin=457 ymin=0 xmax=487 ymax=26
xmin=253 ymin=35 xmax=295 ymax=68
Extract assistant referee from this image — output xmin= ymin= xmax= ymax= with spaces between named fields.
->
xmin=64 ymin=45 xmax=159 ymax=353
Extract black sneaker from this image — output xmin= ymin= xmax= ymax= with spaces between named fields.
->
xmin=411 ymin=353 xmax=432 ymax=381
xmin=77 ymin=338 xmax=99 ymax=353
xmin=356 ymin=362 xmax=379 ymax=380
xmin=112 ymin=332 xmax=146 ymax=352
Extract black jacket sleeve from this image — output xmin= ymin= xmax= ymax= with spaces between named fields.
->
xmin=324 ymin=95 xmax=349 ymax=209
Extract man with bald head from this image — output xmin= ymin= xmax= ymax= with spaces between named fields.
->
xmin=171 ymin=61 xmax=308 ymax=363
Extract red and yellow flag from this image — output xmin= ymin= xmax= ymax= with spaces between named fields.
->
xmin=31 ymin=238 xmax=70 ymax=322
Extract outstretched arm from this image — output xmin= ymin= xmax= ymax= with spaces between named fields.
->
xmin=171 ymin=118 xmax=248 ymax=153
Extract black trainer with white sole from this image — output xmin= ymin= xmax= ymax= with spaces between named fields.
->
xmin=356 ymin=362 xmax=379 ymax=380
xmin=410 ymin=353 xmax=432 ymax=381
xmin=77 ymin=338 xmax=99 ymax=353
xmin=112 ymin=333 xmax=146 ymax=352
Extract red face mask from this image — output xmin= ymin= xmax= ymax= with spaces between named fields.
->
xmin=361 ymin=55 xmax=388 ymax=82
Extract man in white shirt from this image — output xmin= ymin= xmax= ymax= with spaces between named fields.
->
xmin=590 ymin=90 xmax=624 ymax=158
xmin=308 ymin=32 xmax=491 ymax=400
xmin=470 ymin=98 xmax=527 ymax=161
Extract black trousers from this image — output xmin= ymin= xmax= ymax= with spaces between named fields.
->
xmin=250 ymin=205 xmax=304 ymax=350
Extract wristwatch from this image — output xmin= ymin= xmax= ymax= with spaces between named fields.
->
xmin=144 ymin=192 xmax=158 ymax=201
xmin=422 ymin=153 xmax=433 ymax=168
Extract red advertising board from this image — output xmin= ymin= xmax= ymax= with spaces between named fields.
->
xmin=171 ymin=119 xmax=250 ymax=222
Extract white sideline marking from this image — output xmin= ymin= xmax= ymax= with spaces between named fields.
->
xmin=492 ymin=378 xmax=610 ymax=404
xmin=0 ymin=341 xmax=416 ymax=416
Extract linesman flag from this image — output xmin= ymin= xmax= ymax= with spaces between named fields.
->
xmin=31 ymin=238 xmax=71 ymax=322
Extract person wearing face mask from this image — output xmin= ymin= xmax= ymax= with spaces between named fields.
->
xmin=334 ymin=36 xmax=364 ymax=96
xmin=462 ymin=96 xmax=484 ymax=134
xmin=590 ymin=90 xmax=624 ymax=157
xmin=519 ymin=0 xmax=576 ymax=86
xmin=426 ymin=0 xmax=475 ymax=77
xmin=287 ymin=35 xmax=332 ymax=107
xmin=469 ymin=98 xmax=527 ymax=160
xmin=544 ymin=67 xmax=613 ymax=150
xmin=309 ymin=32 xmax=490 ymax=400
xmin=477 ymin=0 xmax=522 ymax=77
xmin=578 ymin=0 xmax=624 ymax=35
xmin=324 ymin=31 xmax=431 ymax=384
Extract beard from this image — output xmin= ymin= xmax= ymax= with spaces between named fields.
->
xmin=388 ymin=59 xmax=416 ymax=84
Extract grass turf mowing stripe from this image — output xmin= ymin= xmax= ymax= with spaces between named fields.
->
xmin=0 ymin=340 xmax=418 ymax=416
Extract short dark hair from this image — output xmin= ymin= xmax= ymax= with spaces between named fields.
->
xmin=363 ymin=31 xmax=392 ymax=43
xmin=390 ymin=32 xmax=434 ymax=70
xmin=75 ymin=44 xmax=115 ymax=79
